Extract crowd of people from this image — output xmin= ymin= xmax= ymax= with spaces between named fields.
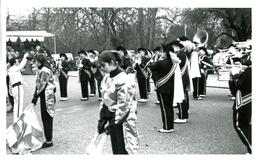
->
xmin=6 ymin=35 xmax=251 ymax=154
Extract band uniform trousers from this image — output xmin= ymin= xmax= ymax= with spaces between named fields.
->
xmin=147 ymin=73 xmax=151 ymax=93
xmin=199 ymin=71 xmax=207 ymax=96
xmin=40 ymin=91 xmax=53 ymax=142
xmin=137 ymin=76 xmax=148 ymax=99
xmin=80 ymin=80 xmax=89 ymax=99
xmin=177 ymin=90 xmax=189 ymax=119
xmin=153 ymin=80 xmax=160 ymax=102
xmin=158 ymin=92 xmax=174 ymax=130
xmin=96 ymin=78 xmax=102 ymax=98
xmin=192 ymin=77 xmax=200 ymax=98
xmin=229 ymin=80 xmax=237 ymax=97
xmin=6 ymin=75 xmax=14 ymax=107
xmin=89 ymin=74 xmax=96 ymax=95
xmin=233 ymin=101 xmax=251 ymax=153
xmin=109 ymin=122 xmax=128 ymax=154
xmin=59 ymin=76 xmax=68 ymax=98
xmin=12 ymin=84 xmax=24 ymax=122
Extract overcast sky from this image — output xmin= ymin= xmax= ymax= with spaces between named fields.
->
xmin=5 ymin=0 xmax=252 ymax=17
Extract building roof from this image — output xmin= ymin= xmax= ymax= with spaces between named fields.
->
xmin=6 ymin=31 xmax=55 ymax=42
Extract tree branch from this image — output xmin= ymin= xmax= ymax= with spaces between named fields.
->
xmin=156 ymin=16 xmax=175 ymax=24
xmin=215 ymin=32 xmax=237 ymax=41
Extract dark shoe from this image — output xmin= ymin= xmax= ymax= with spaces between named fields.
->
xmin=41 ymin=142 xmax=53 ymax=149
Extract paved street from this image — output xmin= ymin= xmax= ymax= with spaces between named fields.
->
xmin=6 ymin=73 xmax=247 ymax=154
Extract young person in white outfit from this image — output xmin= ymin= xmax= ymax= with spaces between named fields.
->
xmin=8 ymin=53 xmax=29 ymax=122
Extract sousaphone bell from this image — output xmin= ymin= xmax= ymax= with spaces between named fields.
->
xmin=193 ymin=30 xmax=209 ymax=47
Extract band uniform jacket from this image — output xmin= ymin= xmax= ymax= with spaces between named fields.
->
xmin=199 ymin=55 xmax=214 ymax=74
xmin=35 ymin=66 xmax=56 ymax=117
xmin=234 ymin=66 xmax=251 ymax=110
xmin=134 ymin=57 xmax=150 ymax=79
xmin=92 ymin=62 xmax=104 ymax=81
xmin=100 ymin=71 xmax=139 ymax=154
xmin=177 ymin=52 xmax=192 ymax=91
xmin=58 ymin=61 xmax=69 ymax=80
xmin=121 ymin=56 xmax=133 ymax=71
xmin=148 ymin=58 xmax=176 ymax=94
xmin=79 ymin=58 xmax=92 ymax=81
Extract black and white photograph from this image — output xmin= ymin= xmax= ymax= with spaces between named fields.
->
xmin=1 ymin=0 xmax=254 ymax=159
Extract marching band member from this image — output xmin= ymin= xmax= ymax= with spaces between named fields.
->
xmin=31 ymin=53 xmax=56 ymax=149
xmin=116 ymin=46 xmax=133 ymax=73
xmin=78 ymin=50 xmax=92 ymax=101
xmin=97 ymin=50 xmax=138 ymax=154
xmin=134 ymin=48 xmax=150 ymax=103
xmin=57 ymin=53 xmax=70 ymax=101
xmin=170 ymin=40 xmax=191 ymax=123
xmin=8 ymin=52 xmax=29 ymax=122
xmin=198 ymin=47 xmax=214 ymax=98
xmin=178 ymin=37 xmax=195 ymax=111
xmin=189 ymin=43 xmax=202 ymax=100
xmin=151 ymin=46 xmax=165 ymax=105
xmin=146 ymin=49 xmax=153 ymax=95
xmin=148 ymin=44 xmax=180 ymax=133
xmin=87 ymin=50 xmax=97 ymax=97
xmin=89 ymin=50 xmax=104 ymax=101
xmin=233 ymin=63 xmax=251 ymax=154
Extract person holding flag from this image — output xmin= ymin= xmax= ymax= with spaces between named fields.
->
xmin=97 ymin=50 xmax=138 ymax=154
xmin=31 ymin=53 xmax=56 ymax=149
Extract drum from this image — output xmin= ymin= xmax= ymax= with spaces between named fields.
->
xmin=218 ymin=68 xmax=231 ymax=81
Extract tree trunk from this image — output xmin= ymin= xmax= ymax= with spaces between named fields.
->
xmin=147 ymin=8 xmax=158 ymax=49
xmin=137 ymin=8 xmax=144 ymax=48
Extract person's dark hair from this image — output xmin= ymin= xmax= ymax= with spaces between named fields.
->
xmin=78 ymin=49 xmax=87 ymax=56
xmin=98 ymin=50 xmax=123 ymax=66
xmin=153 ymin=46 xmax=162 ymax=52
xmin=34 ymin=53 xmax=51 ymax=68
xmin=243 ymin=59 xmax=251 ymax=66
xmin=228 ymin=44 xmax=236 ymax=48
xmin=192 ymin=41 xmax=199 ymax=45
xmin=38 ymin=48 xmax=45 ymax=54
xmin=35 ymin=53 xmax=52 ymax=70
xmin=9 ymin=57 xmax=17 ymax=67
xmin=59 ymin=53 xmax=68 ymax=60
xmin=199 ymin=47 xmax=208 ymax=55
xmin=178 ymin=36 xmax=189 ymax=41
xmin=137 ymin=48 xmax=148 ymax=55
xmin=116 ymin=46 xmax=128 ymax=56
xmin=161 ymin=43 xmax=174 ymax=61
xmin=169 ymin=40 xmax=184 ymax=49
xmin=87 ymin=49 xmax=96 ymax=55
xmin=34 ymin=53 xmax=47 ymax=63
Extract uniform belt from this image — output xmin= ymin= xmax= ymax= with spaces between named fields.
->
xmin=12 ymin=82 xmax=22 ymax=87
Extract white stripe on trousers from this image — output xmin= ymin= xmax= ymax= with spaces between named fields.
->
xmin=159 ymin=93 xmax=168 ymax=129
xmin=13 ymin=85 xmax=24 ymax=122
xmin=235 ymin=112 xmax=251 ymax=150
xmin=178 ymin=103 xmax=183 ymax=119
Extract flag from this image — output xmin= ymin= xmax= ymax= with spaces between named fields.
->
xmin=86 ymin=133 xmax=108 ymax=155
xmin=6 ymin=104 xmax=44 ymax=154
